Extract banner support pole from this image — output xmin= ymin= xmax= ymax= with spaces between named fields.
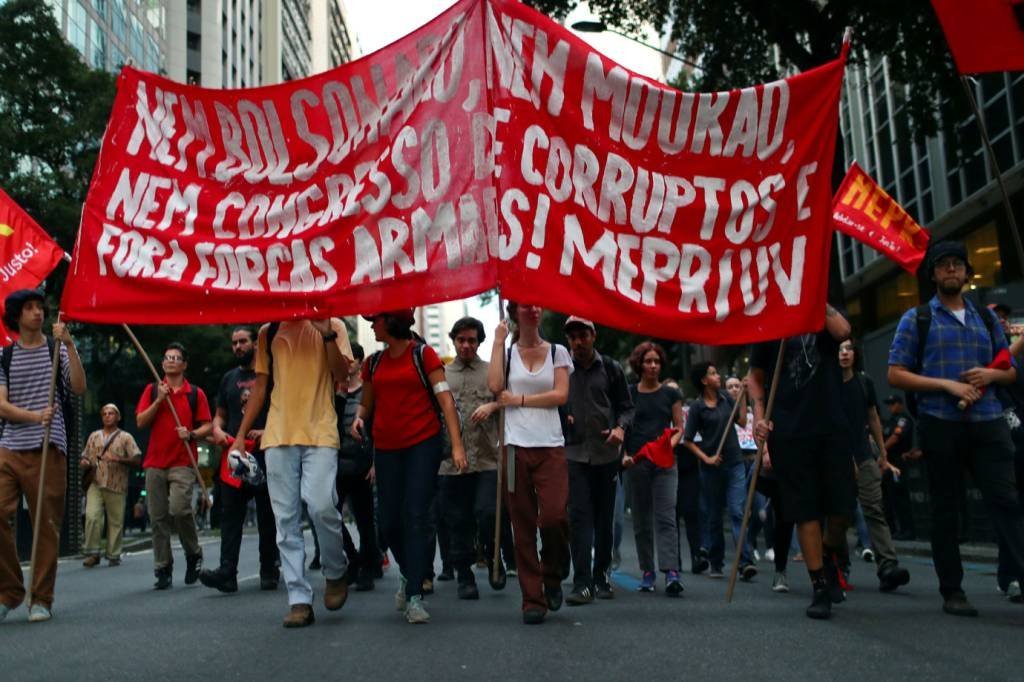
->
xmin=492 ymin=291 xmax=507 ymax=586
xmin=726 ymin=341 xmax=785 ymax=603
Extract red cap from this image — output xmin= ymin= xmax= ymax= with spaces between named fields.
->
xmin=362 ymin=309 xmax=416 ymax=324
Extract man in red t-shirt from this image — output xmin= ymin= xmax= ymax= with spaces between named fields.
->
xmin=136 ymin=342 xmax=212 ymax=590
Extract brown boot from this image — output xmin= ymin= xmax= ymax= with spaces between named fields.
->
xmin=324 ymin=577 xmax=349 ymax=611
xmin=282 ymin=604 xmax=315 ymax=628
xmin=82 ymin=555 xmax=100 ymax=568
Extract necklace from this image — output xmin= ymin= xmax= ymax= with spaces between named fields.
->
xmin=518 ymin=340 xmax=544 ymax=349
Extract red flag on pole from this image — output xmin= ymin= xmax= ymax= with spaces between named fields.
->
xmin=0 ymin=187 xmax=67 ymax=344
xmin=831 ymin=163 xmax=930 ymax=274
xmin=931 ymin=0 xmax=1024 ymax=74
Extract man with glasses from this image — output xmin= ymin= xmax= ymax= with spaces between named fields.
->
xmin=136 ymin=342 xmax=212 ymax=590
xmin=889 ymin=241 xmax=1024 ymax=617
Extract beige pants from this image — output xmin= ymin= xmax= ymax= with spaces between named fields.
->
xmin=145 ymin=467 xmax=201 ymax=570
xmin=83 ymin=486 xmax=127 ymax=559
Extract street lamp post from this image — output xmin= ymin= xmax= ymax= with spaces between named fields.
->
xmin=570 ymin=20 xmax=702 ymax=71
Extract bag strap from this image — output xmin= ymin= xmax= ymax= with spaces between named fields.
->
xmin=368 ymin=350 xmax=384 ymax=379
xmin=913 ymin=304 xmax=932 ymax=372
xmin=149 ymin=382 xmax=200 ymax=427
xmin=410 ymin=343 xmax=444 ymax=427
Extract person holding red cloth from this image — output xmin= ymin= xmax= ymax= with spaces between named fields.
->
xmin=135 ymin=342 xmax=212 ymax=591
xmin=351 ymin=310 xmax=467 ymax=625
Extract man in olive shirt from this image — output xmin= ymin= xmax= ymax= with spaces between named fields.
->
xmin=230 ymin=318 xmax=353 ymax=628
xmin=564 ymin=317 xmax=633 ymax=604
xmin=438 ymin=317 xmax=515 ymax=599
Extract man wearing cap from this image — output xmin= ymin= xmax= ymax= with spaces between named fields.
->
xmin=563 ymin=316 xmax=633 ymax=604
xmin=881 ymin=395 xmax=916 ymax=540
xmin=889 ymin=240 xmax=1024 ymax=616
xmin=0 ymin=289 xmax=86 ymax=623
xmin=80 ymin=403 xmax=141 ymax=568
xmin=199 ymin=327 xmax=280 ymax=594
xmin=229 ymin=317 xmax=353 ymax=628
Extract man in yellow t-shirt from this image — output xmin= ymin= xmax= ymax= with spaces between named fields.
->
xmin=230 ymin=318 xmax=353 ymax=628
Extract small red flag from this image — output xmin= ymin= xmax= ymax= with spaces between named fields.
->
xmin=931 ymin=0 xmax=1024 ymax=74
xmin=0 ymin=187 xmax=67 ymax=344
xmin=831 ymin=163 xmax=931 ymax=274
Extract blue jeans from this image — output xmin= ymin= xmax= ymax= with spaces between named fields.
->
xmin=854 ymin=500 xmax=871 ymax=548
xmin=265 ymin=446 xmax=348 ymax=606
xmin=699 ymin=459 xmax=752 ymax=569
xmin=375 ymin=435 xmax=442 ymax=599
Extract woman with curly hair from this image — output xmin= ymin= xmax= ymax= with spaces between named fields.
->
xmin=624 ymin=341 xmax=684 ymax=596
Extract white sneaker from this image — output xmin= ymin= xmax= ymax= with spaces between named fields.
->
xmin=405 ymin=595 xmax=430 ymax=624
xmin=765 ymin=548 xmax=776 ymax=563
xmin=862 ymin=548 xmax=875 ymax=563
xmin=0 ymin=603 xmax=10 ymax=622
xmin=395 ymin=576 xmax=407 ymax=612
xmin=28 ymin=604 xmax=51 ymax=622
xmin=753 ymin=549 xmax=761 ymax=563
xmin=1008 ymin=580 xmax=1023 ymax=603
xmin=771 ymin=572 xmax=789 ymax=593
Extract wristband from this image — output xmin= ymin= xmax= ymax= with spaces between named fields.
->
xmin=432 ymin=381 xmax=450 ymax=395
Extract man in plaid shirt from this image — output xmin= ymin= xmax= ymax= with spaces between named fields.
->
xmin=889 ymin=240 xmax=1024 ymax=617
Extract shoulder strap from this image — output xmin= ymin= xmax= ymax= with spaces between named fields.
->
xmin=979 ymin=305 xmax=1000 ymax=357
xmin=410 ymin=343 xmax=445 ymax=427
xmin=1 ymin=345 xmax=12 ymax=380
xmin=187 ymin=386 xmax=199 ymax=426
xmin=913 ymin=304 xmax=932 ymax=371
xmin=504 ymin=346 xmax=513 ymax=386
xmin=368 ymin=350 xmax=384 ymax=379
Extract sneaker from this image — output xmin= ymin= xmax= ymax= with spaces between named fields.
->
xmin=806 ymin=587 xmax=832 ymax=620
xmin=185 ymin=554 xmax=203 ymax=585
xmin=354 ymin=572 xmax=374 ymax=592
xmin=507 ymin=568 xmax=518 ymax=578
xmin=107 ymin=558 xmax=121 ymax=567
xmin=772 ymin=571 xmax=790 ymax=593
xmin=457 ymin=572 xmax=479 ymax=600
xmin=862 ymin=548 xmax=875 ymax=563
xmin=610 ymin=548 xmax=621 ymax=571
xmin=753 ymin=549 xmax=761 ymax=563
xmin=82 ymin=555 xmax=100 ymax=568
xmin=1007 ymin=580 xmax=1023 ymax=603
xmin=405 ymin=595 xmax=430 ymax=624
xmin=199 ymin=567 xmax=238 ymax=593
xmin=260 ymin=569 xmax=280 ymax=591
xmin=708 ymin=566 xmax=724 ymax=580
xmin=764 ymin=548 xmax=776 ymax=563
xmin=595 ymin=579 xmax=615 ymax=600
xmin=638 ymin=571 xmax=656 ymax=592
xmin=943 ymin=591 xmax=979 ymax=617
xmin=154 ymin=567 xmax=172 ymax=590
xmin=665 ymin=570 xmax=684 ymax=597
xmin=741 ymin=563 xmax=758 ymax=582
xmin=421 ymin=578 xmax=434 ymax=595
xmin=544 ymin=584 xmax=563 ymax=611
xmin=282 ymin=604 xmax=315 ymax=628
xmin=395 ymin=577 xmax=407 ymax=612
xmin=565 ymin=584 xmax=594 ymax=606
xmin=324 ymin=577 xmax=349 ymax=611
xmin=692 ymin=549 xmax=710 ymax=575
xmin=793 ymin=552 xmax=804 ymax=562
xmin=27 ymin=604 xmax=52 ymax=623
xmin=878 ymin=564 xmax=910 ymax=593
xmin=437 ymin=566 xmax=455 ymax=582
xmin=522 ymin=607 xmax=545 ymax=625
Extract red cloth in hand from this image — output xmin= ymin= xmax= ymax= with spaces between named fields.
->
xmin=219 ymin=436 xmax=256 ymax=489
xmin=634 ymin=428 xmax=677 ymax=469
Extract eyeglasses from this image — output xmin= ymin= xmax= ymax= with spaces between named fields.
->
xmin=935 ymin=257 xmax=966 ymax=271
xmin=163 ymin=355 xmax=184 ymax=363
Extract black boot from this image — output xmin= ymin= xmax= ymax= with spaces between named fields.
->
xmin=806 ymin=570 xmax=831 ymax=620
xmin=199 ymin=566 xmax=238 ymax=593
xmin=185 ymin=554 xmax=203 ymax=585
xmin=457 ymin=571 xmax=479 ymax=600
xmin=154 ymin=566 xmax=172 ymax=590
xmin=878 ymin=562 xmax=910 ymax=592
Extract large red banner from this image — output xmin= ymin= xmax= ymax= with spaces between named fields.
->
xmin=62 ymin=0 xmax=845 ymax=344
xmin=931 ymin=0 xmax=1024 ymax=74
xmin=831 ymin=163 xmax=930 ymax=274
xmin=0 ymin=187 xmax=67 ymax=344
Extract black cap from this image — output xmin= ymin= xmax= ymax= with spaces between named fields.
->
xmin=2 ymin=289 xmax=45 ymax=330
xmin=883 ymin=394 xmax=903 ymax=404
xmin=927 ymin=240 xmax=971 ymax=272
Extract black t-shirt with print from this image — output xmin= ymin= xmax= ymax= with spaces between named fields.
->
xmin=218 ymin=366 xmax=268 ymax=436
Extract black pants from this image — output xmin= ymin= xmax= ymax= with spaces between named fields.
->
xmin=920 ymin=415 xmax=1024 ymax=597
xmin=676 ymin=460 xmax=701 ymax=564
xmin=337 ymin=468 xmax=378 ymax=579
xmin=439 ymin=470 xmax=515 ymax=579
xmin=756 ymin=476 xmax=793 ymax=573
xmin=423 ymin=485 xmax=449 ymax=577
xmin=219 ymin=480 xmax=278 ymax=576
xmin=567 ymin=460 xmax=618 ymax=587
xmin=882 ymin=466 xmax=915 ymax=537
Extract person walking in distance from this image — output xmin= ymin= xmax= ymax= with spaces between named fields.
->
xmin=229 ymin=317 xmax=354 ymax=628
xmin=888 ymin=241 xmax=1024 ymax=617
xmin=0 ymin=289 xmax=86 ymax=623
xmin=200 ymin=327 xmax=280 ymax=594
xmin=136 ymin=342 xmax=212 ymax=592
xmin=563 ymin=317 xmax=633 ymax=604
xmin=80 ymin=404 xmax=141 ymax=568
xmin=488 ymin=303 xmax=572 ymax=625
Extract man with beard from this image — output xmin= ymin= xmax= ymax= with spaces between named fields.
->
xmin=889 ymin=241 xmax=1024 ymax=617
xmin=200 ymin=327 xmax=279 ymax=593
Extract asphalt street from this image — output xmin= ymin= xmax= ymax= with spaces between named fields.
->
xmin=3 ymin=525 xmax=1022 ymax=681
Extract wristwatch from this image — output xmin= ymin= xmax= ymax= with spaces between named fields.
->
xmin=321 ymin=330 xmax=338 ymax=343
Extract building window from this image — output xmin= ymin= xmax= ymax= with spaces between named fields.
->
xmin=965 ymin=221 xmax=1002 ymax=289
xmin=89 ymin=16 xmax=105 ymax=69
xmin=875 ymin=270 xmax=919 ymax=324
xmin=68 ymin=0 xmax=87 ymax=53
xmin=111 ymin=0 xmax=125 ymax=41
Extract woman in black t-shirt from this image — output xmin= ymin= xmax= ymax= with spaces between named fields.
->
xmin=623 ymin=342 xmax=684 ymax=596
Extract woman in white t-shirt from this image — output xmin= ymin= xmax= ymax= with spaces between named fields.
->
xmin=487 ymin=302 xmax=573 ymax=625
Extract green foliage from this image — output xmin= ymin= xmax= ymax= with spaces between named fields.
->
xmin=528 ymin=0 xmax=968 ymax=139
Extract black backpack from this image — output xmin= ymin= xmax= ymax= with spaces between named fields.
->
xmin=147 ymin=382 xmax=199 ymax=426
xmin=0 ymin=339 xmax=75 ymax=443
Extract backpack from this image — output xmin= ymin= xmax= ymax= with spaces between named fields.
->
xmin=0 ymin=338 xmax=75 ymax=443
xmin=148 ymin=382 xmax=199 ymax=426
xmin=367 ymin=342 xmax=461 ymax=457
xmin=905 ymin=303 xmax=1002 ymax=418
xmin=504 ymin=343 xmax=570 ymax=437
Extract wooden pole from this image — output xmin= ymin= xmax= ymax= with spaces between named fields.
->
xmin=26 ymin=315 xmax=63 ymax=605
xmin=726 ymin=341 xmax=786 ymax=603
xmin=710 ymin=386 xmax=747 ymax=462
xmin=491 ymin=293 xmax=506 ymax=586
xmin=959 ymin=75 xmax=1024 ymax=274
xmin=121 ymin=324 xmax=210 ymax=507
